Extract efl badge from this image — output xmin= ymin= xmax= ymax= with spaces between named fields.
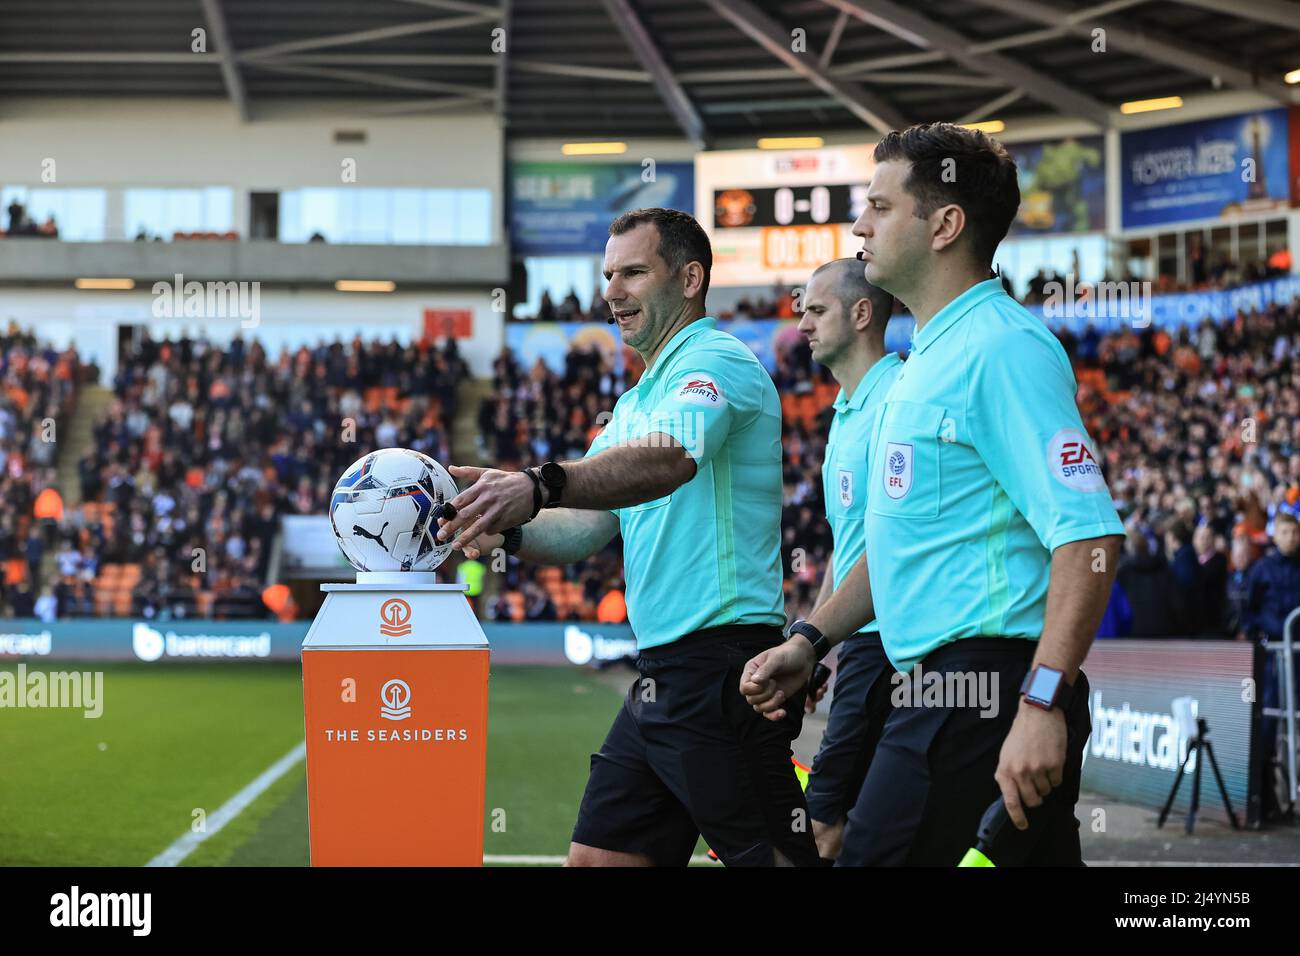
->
xmin=838 ymin=468 xmax=853 ymax=508
xmin=883 ymin=442 xmax=913 ymax=499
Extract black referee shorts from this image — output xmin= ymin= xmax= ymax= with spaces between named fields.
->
xmin=804 ymin=633 xmax=895 ymax=827
xmin=571 ymin=623 xmax=821 ymax=867
xmin=837 ymin=637 xmax=1091 ymax=867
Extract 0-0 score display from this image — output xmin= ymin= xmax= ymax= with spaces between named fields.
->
xmin=713 ymin=183 xmax=868 ymax=229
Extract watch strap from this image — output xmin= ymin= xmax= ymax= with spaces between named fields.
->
xmin=788 ymin=619 xmax=832 ymax=661
xmin=523 ymin=468 xmax=543 ymax=520
xmin=502 ymin=525 xmax=524 ymax=555
xmin=1019 ymin=665 xmax=1074 ymax=711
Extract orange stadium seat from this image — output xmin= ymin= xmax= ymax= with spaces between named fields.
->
xmin=4 ymin=559 xmax=27 ymax=586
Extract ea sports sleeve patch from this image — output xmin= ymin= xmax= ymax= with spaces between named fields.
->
xmin=1047 ymin=427 xmax=1108 ymax=493
xmin=644 ymin=367 xmax=738 ymax=468
xmin=672 ymin=375 xmax=728 ymax=409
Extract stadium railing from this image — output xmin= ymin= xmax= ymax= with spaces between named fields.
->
xmin=1273 ymin=608 xmax=1300 ymax=812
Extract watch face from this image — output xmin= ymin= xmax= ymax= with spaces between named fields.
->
xmin=1026 ymin=667 xmax=1062 ymax=706
xmin=541 ymin=462 xmax=565 ymax=485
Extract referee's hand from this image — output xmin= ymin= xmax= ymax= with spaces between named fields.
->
xmin=994 ymin=704 xmax=1067 ymax=830
xmin=435 ymin=465 xmax=535 ymax=547
xmin=740 ymin=640 xmax=815 ymax=722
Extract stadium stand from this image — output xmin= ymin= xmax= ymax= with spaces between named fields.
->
xmin=40 ymin=331 xmax=467 ymax=621
xmin=10 ymin=287 xmax=1297 ymax=631
xmin=0 ymin=324 xmax=84 ymax=619
xmin=490 ymin=291 xmax=1300 ymax=635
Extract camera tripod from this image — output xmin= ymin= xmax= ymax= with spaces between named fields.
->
xmin=1157 ymin=717 xmax=1240 ymax=834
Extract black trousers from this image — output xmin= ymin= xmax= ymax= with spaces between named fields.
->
xmin=805 ymin=633 xmax=895 ymax=827
xmin=837 ymin=637 xmax=1092 ymax=867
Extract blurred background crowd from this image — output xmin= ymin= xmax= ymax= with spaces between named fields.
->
xmin=2 ymin=285 xmax=1298 ymax=654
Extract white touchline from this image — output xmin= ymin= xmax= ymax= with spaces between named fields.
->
xmin=145 ymin=741 xmax=307 ymax=867
xmin=146 ymin=743 xmax=723 ymax=868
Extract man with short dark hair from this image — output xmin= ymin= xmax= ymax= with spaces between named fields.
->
xmin=438 ymin=207 xmax=818 ymax=867
xmin=795 ymin=258 xmax=900 ymax=861
xmin=742 ymin=124 xmax=1124 ymax=866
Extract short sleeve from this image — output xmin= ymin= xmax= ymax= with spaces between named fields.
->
xmin=967 ymin=328 xmax=1124 ymax=552
xmin=642 ymin=348 xmax=758 ymax=470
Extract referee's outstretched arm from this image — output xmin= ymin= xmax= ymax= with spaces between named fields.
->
xmin=436 ymin=438 xmax=695 ymax=548
xmin=995 ymin=534 xmax=1121 ymax=829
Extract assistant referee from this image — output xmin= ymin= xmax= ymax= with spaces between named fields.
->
xmin=437 ymin=207 xmax=819 ymax=867
xmin=742 ymin=124 xmax=1125 ymax=866
xmin=795 ymin=258 xmax=900 ymax=861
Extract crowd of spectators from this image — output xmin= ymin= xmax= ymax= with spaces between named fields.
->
xmin=2 ymin=199 xmax=59 ymax=239
xmin=0 ymin=325 xmax=86 ymax=618
xmin=485 ymin=290 xmax=1300 ymax=639
xmin=30 ymin=331 xmax=466 ymax=621
xmin=513 ymin=282 xmax=799 ymax=324
xmin=1022 ymin=245 xmax=1292 ymax=307
xmin=516 ymin=250 xmax=1294 ymax=325
xmin=477 ymin=344 xmax=628 ymax=622
xmin=6 ymin=277 xmax=1299 ymax=638
xmin=1070 ymin=297 xmax=1300 ymax=640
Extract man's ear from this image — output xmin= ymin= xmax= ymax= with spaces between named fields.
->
xmin=681 ymin=261 xmax=705 ymax=301
xmin=852 ymin=297 xmax=873 ymax=333
xmin=930 ymin=203 xmax=966 ymax=253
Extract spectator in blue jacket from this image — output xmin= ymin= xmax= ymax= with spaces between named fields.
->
xmin=1226 ymin=534 xmax=1257 ymax=637
xmin=1241 ymin=512 xmax=1300 ymax=820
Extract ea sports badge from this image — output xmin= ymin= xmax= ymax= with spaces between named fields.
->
xmin=675 ymin=376 xmax=725 ymax=408
xmin=1047 ymin=428 xmax=1106 ymax=493
xmin=883 ymin=442 xmax=913 ymax=499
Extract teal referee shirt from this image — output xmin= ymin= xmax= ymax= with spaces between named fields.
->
xmin=865 ymin=279 xmax=1124 ymax=672
xmin=822 ymin=352 xmax=903 ymax=636
xmin=584 ymin=317 xmax=785 ymax=649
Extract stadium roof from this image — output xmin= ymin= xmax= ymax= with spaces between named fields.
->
xmin=1 ymin=0 xmax=1297 ymax=144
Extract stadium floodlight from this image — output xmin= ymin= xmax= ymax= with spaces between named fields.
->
xmin=960 ymin=120 xmax=1005 ymax=133
xmin=74 ymin=278 xmax=135 ymax=290
xmin=561 ymin=141 xmax=628 ymax=156
xmin=334 ymin=279 xmax=397 ymax=293
xmin=1120 ymin=96 xmax=1184 ymax=115
xmin=757 ymin=136 xmax=825 ymax=149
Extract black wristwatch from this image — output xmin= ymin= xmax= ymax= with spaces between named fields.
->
xmin=787 ymin=619 xmax=833 ymax=661
xmin=1019 ymin=664 xmax=1075 ymax=712
xmin=523 ymin=468 xmax=544 ymax=519
xmin=538 ymin=460 xmax=567 ymax=508
xmin=502 ymin=525 xmax=524 ymax=555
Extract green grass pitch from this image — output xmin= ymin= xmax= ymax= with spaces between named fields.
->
xmin=0 ymin=662 xmax=626 ymax=866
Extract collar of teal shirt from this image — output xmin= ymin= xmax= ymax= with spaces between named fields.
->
xmin=909 ymin=277 xmax=1006 ymax=356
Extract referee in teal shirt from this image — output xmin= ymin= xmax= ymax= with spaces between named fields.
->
xmin=438 ymin=208 xmax=818 ymax=867
xmin=795 ymin=258 xmax=900 ymax=861
xmin=742 ymin=125 xmax=1124 ymax=866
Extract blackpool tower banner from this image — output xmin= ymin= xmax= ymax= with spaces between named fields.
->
xmin=1120 ymin=107 xmax=1291 ymax=229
